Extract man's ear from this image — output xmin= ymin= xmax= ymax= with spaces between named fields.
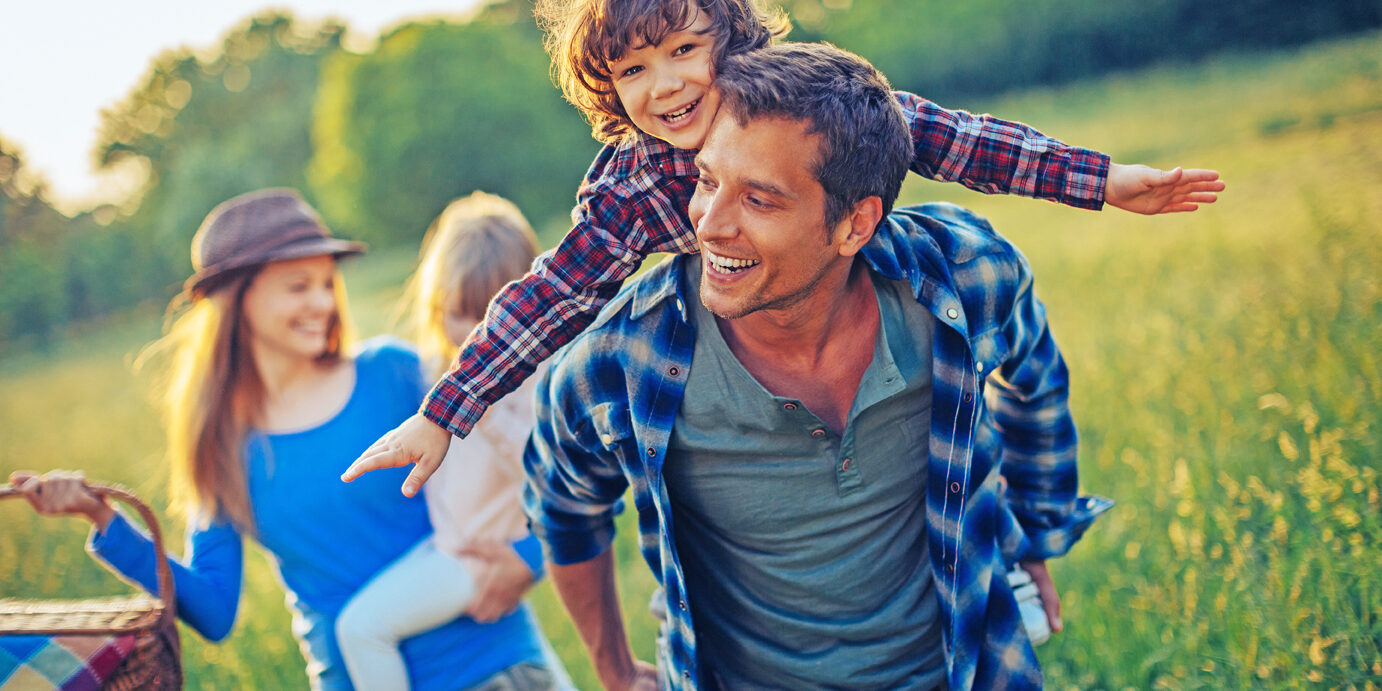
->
xmin=837 ymin=196 xmax=883 ymax=257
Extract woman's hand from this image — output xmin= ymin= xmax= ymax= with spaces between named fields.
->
xmin=458 ymin=540 xmax=536 ymax=623
xmin=8 ymin=470 xmax=116 ymax=531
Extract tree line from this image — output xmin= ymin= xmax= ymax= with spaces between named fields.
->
xmin=2 ymin=0 xmax=1378 ymax=351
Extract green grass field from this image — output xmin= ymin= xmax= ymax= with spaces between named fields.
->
xmin=3 ymin=30 xmax=1380 ymax=689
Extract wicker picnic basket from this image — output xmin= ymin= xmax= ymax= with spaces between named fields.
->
xmin=0 ymin=483 xmax=182 ymax=690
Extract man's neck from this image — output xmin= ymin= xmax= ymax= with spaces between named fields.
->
xmin=714 ymin=261 xmax=879 ymax=433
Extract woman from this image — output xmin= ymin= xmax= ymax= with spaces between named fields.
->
xmin=10 ymin=188 xmax=561 ymax=690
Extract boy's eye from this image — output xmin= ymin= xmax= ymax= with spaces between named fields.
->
xmin=619 ymin=64 xmax=643 ymax=78
xmin=673 ymin=43 xmax=696 ymax=56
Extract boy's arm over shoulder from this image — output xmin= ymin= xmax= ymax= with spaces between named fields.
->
xmin=345 ymin=139 xmax=699 ymax=495
xmin=421 ymin=135 xmax=697 ymax=440
xmin=894 ymin=90 xmax=1110 ymax=210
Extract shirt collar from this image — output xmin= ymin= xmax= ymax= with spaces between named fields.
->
xmin=624 ymin=131 xmax=700 ymax=180
xmin=628 ymin=254 xmax=692 ymax=322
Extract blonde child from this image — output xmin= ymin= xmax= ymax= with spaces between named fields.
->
xmin=344 ymin=0 xmax=1224 ymax=495
xmin=335 ymin=192 xmax=571 ymax=690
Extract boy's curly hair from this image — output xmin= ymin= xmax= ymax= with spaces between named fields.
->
xmin=536 ymin=0 xmax=789 ymax=143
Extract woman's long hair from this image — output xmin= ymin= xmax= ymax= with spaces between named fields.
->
xmin=137 ymin=267 xmax=354 ymax=533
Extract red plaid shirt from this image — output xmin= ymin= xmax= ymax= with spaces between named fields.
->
xmin=422 ymin=91 xmax=1110 ymax=436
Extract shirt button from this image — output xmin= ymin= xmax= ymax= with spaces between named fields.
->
xmin=600 ymin=434 xmax=613 ymax=445
xmin=976 ymin=361 xmax=985 ymax=373
xmin=946 ymin=563 xmax=955 ymax=574
xmin=963 ymin=392 xmax=973 ymax=402
xmin=842 ymin=458 xmax=853 ymax=471
xmin=683 ymin=671 xmax=691 ymax=679
xmin=675 ymin=298 xmax=685 ymax=313
xmin=783 ymin=402 xmax=798 ymax=411
xmin=811 ymin=429 xmax=827 ymax=439
xmin=679 ymin=599 xmax=686 ymax=610
xmin=950 ymin=481 xmax=961 ymax=493
xmin=667 ymin=366 xmax=680 ymax=376
xmin=946 ymin=307 xmax=959 ymax=320
xmin=647 ymin=447 xmax=657 ymax=457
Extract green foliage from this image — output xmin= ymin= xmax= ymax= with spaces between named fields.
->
xmin=0 ymin=139 xmax=128 ymax=348
xmin=309 ymin=15 xmax=596 ymax=248
xmin=784 ymin=0 xmax=1382 ymax=101
xmin=4 ymin=32 xmax=1381 ymax=688
xmin=95 ymin=12 xmax=345 ymax=305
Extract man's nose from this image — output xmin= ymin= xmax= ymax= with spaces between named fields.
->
xmin=692 ymin=191 xmax=736 ymax=243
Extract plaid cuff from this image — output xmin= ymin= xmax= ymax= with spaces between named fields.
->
xmin=1059 ymin=147 xmax=1111 ymax=210
xmin=421 ymin=378 xmax=486 ymax=439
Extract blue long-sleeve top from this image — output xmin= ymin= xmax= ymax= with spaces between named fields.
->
xmin=87 ymin=338 xmax=548 ymax=690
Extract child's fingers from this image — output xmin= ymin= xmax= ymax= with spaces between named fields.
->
xmin=1178 ymin=180 xmax=1226 ymax=194
xmin=8 ymin=470 xmax=37 ymax=488
xmin=1179 ymin=168 xmax=1221 ymax=183
xmin=401 ymin=456 xmax=440 ymax=497
xmin=341 ymin=445 xmax=413 ymax=482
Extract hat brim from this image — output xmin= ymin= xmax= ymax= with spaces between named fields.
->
xmin=184 ymin=236 xmax=367 ymax=298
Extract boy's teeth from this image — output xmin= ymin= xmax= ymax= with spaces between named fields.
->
xmin=663 ymin=100 xmax=698 ymax=122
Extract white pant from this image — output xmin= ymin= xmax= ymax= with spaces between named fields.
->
xmin=335 ymin=537 xmax=573 ymax=690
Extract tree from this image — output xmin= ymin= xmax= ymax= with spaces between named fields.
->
xmin=309 ymin=10 xmax=597 ymax=248
xmin=94 ymin=12 xmax=345 ymax=300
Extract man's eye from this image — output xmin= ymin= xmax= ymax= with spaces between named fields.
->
xmin=697 ymin=176 xmax=717 ymax=191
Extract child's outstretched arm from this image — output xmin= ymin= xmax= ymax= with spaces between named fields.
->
xmin=1105 ymin=164 xmax=1224 ymax=214
xmin=344 ymin=140 xmax=699 ymax=495
xmin=895 ymin=91 xmax=1222 ymax=212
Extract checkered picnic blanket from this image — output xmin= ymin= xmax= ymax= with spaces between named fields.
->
xmin=0 ymin=635 xmax=134 ymax=691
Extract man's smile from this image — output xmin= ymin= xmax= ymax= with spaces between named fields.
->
xmin=704 ymin=247 xmax=761 ymax=275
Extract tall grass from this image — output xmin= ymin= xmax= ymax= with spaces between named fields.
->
xmin=4 ymin=30 xmax=1381 ymax=689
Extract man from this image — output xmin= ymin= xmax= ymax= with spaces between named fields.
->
xmin=524 ymin=42 xmax=1111 ymax=690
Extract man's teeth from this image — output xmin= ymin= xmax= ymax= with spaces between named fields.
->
xmin=707 ymin=251 xmax=759 ymax=273
xmin=662 ymin=100 xmax=698 ymax=122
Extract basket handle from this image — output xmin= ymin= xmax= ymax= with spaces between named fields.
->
xmin=0 ymin=482 xmax=177 ymax=627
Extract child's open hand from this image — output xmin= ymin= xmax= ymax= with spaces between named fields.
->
xmin=1106 ymin=163 xmax=1225 ymax=215
xmin=341 ymin=413 xmax=452 ymax=496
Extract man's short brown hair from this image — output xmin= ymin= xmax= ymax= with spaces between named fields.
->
xmin=537 ymin=0 xmax=788 ymax=143
xmin=715 ymin=42 xmax=912 ymax=227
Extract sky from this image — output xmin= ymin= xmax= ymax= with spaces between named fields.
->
xmin=1 ymin=1 xmax=486 ymax=213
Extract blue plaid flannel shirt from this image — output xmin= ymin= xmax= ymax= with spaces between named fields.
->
xmin=523 ymin=202 xmax=1113 ymax=690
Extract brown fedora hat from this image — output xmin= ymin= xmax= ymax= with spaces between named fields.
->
xmin=184 ymin=188 xmax=366 ymax=297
